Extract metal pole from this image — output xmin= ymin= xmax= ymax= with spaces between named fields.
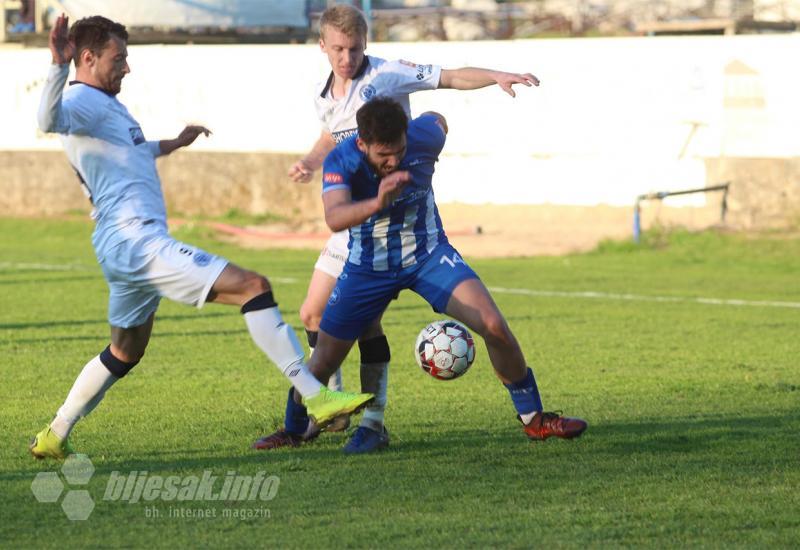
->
xmin=633 ymin=199 xmax=642 ymax=244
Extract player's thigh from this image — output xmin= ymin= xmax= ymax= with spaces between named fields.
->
xmin=110 ymin=313 xmax=155 ymax=362
xmin=313 ymin=231 xmax=348 ymax=282
xmin=358 ymin=313 xmax=386 ymax=342
xmin=301 ymin=268 xmax=338 ymax=319
xmin=443 ymin=278 xmax=506 ymax=337
xmin=320 ymin=269 xmax=398 ymax=342
xmin=410 ymin=243 xmax=480 ymax=317
xmin=139 ymin=234 xmax=228 ymax=308
xmin=105 ymin=270 xmax=162 ymax=332
xmin=209 ymin=262 xmax=269 ymax=306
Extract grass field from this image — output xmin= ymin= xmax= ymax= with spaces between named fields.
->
xmin=1 ymin=218 xmax=799 ymax=548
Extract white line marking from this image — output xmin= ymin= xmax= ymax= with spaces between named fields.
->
xmin=488 ymin=287 xmax=800 ymax=310
xmin=270 ymin=277 xmax=297 ymax=284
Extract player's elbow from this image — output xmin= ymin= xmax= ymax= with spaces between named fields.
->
xmin=37 ymin=112 xmax=55 ymax=133
xmin=325 ymin=215 xmax=347 ymax=233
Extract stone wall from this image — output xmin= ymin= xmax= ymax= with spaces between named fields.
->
xmin=3 ymin=150 xmax=798 ymax=233
xmin=705 ymin=157 xmax=800 ymax=229
xmin=0 ymin=150 xmax=324 ymax=221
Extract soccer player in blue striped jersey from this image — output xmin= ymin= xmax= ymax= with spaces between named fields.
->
xmin=266 ymin=3 xmax=541 ymax=453
xmin=258 ymin=98 xmax=587 ymax=452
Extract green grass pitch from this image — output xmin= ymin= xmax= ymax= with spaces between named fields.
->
xmin=1 ymin=218 xmax=799 ymax=547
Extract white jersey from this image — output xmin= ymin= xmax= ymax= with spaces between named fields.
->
xmin=312 ymin=56 xmax=442 ymax=277
xmin=38 ymin=64 xmax=168 ymax=254
xmin=313 ymin=56 xmax=442 ymax=144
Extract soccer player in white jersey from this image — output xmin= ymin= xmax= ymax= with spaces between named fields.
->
xmin=263 ymin=4 xmax=540 ymax=453
xmin=29 ymin=14 xmax=374 ymax=460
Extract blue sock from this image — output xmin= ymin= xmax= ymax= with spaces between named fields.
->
xmin=504 ymin=368 xmax=543 ymax=416
xmin=284 ymin=388 xmax=309 ymax=435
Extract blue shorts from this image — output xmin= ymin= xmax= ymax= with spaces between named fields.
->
xmin=320 ymin=242 xmax=479 ymax=340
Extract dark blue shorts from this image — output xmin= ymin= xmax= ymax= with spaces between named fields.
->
xmin=320 ymin=242 xmax=479 ymax=340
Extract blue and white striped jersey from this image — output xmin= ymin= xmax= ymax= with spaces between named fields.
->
xmin=322 ymin=114 xmax=448 ymax=272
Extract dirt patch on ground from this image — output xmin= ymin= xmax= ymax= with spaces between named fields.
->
xmin=214 ymin=202 xmax=726 ymax=258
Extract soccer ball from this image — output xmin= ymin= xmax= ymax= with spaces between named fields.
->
xmin=414 ymin=320 xmax=476 ymax=380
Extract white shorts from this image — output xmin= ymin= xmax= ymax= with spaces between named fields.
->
xmin=99 ymin=229 xmax=228 ymax=328
xmin=313 ymin=230 xmax=350 ymax=278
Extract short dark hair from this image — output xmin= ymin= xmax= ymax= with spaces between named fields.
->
xmin=69 ymin=16 xmax=128 ymax=66
xmin=356 ymin=97 xmax=408 ymax=145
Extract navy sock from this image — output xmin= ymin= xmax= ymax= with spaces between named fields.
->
xmin=284 ymin=388 xmax=309 ymax=435
xmin=504 ymin=368 xmax=543 ymax=415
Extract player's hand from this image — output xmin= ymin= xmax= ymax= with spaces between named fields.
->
xmin=377 ymin=170 xmax=411 ymax=209
xmin=495 ymin=71 xmax=540 ymax=97
xmin=175 ymin=125 xmax=211 ymax=148
xmin=289 ymin=160 xmax=313 ymax=183
xmin=49 ymin=13 xmax=75 ymax=65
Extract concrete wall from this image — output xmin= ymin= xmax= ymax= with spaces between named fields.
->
xmin=1 ymin=34 xmax=799 ymax=228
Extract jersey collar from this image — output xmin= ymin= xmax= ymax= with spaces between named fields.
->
xmin=69 ymin=80 xmax=116 ymax=97
xmin=320 ymin=56 xmax=371 ymax=98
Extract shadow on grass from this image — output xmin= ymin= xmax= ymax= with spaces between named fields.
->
xmin=7 ymin=412 xmax=798 ymax=483
xmin=0 ymin=311 xmax=239 ymax=331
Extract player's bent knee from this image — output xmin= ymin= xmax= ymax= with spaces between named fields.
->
xmin=239 ymin=272 xmax=271 ymax=301
xmin=358 ymin=321 xmax=385 ymax=341
xmin=101 ymin=345 xmax=141 ymax=378
xmin=481 ymin=315 xmax=515 ymax=348
xmin=299 ymin=302 xmax=321 ymax=331
xmin=358 ymin=335 xmax=391 ymax=364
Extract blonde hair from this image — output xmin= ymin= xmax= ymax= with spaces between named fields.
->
xmin=319 ymin=4 xmax=368 ymax=39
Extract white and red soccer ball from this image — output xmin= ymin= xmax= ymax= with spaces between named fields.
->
xmin=414 ymin=320 xmax=476 ymax=380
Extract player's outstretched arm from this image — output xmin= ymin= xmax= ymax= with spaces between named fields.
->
xmin=438 ymin=67 xmax=540 ymax=97
xmin=322 ymin=171 xmax=411 ymax=232
xmin=288 ymin=130 xmax=337 ymax=184
xmin=158 ymin=125 xmax=211 ymax=155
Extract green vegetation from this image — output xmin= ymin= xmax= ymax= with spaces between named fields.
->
xmin=1 ymin=218 xmax=798 ymax=547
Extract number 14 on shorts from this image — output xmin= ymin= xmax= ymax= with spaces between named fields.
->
xmin=439 ymin=252 xmax=465 ymax=268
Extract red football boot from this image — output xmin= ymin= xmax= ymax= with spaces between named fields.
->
xmin=252 ymin=426 xmax=320 ymax=450
xmin=521 ymin=412 xmax=587 ymax=440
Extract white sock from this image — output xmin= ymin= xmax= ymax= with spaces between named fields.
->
xmin=243 ymin=306 xmax=322 ymax=398
xmin=50 ymin=355 xmax=118 ymax=439
xmin=360 ymin=362 xmax=388 ymax=430
xmin=520 ymin=411 xmax=538 ymax=425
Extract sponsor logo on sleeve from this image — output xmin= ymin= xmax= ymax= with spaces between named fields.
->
xmin=416 ymin=64 xmax=433 ymax=81
xmin=324 ymin=173 xmax=344 ymax=184
xmin=128 ymin=126 xmax=146 ymax=145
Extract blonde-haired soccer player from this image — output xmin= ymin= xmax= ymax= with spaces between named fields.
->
xmin=258 ymin=4 xmax=540 ymax=453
